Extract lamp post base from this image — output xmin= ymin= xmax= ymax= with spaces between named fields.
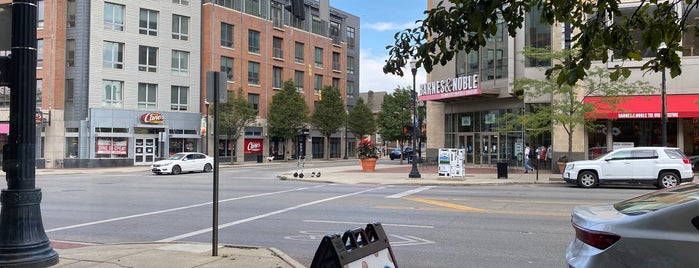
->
xmin=408 ymin=165 xmax=421 ymax=178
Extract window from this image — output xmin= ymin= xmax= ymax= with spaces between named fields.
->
xmin=525 ymin=6 xmax=551 ymax=67
xmin=172 ymin=15 xmax=190 ymax=40
xmin=244 ymin=0 xmax=260 ymax=16
xmin=95 ymin=137 xmax=128 ymax=158
xmin=248 ymin=93 xmax=259 ymax=115
xmin=332 ymin=77 xmax=340 ymax=90
xmin=295 ymin=42 xmax=304 ymax=63
xmin=221 ymin=23 xmax=234 ymax=48
xmin=103 ymin=80 xmax=123 ymax=108
xmin=36 ymin=79 xmax=42 ymax=107
xmin=139 ymin=9 xmax=159 ymax=36
xmin=37 ymin=0 xmax=44 ymax=28
xmin=271 ymin=3 xmax=283 ymax=28
xmin=103 ymin=41 xmax=124 ymax=69
xmin=221 ymin=56 xmax=234 ymax=81
xmin=248 ymin=61 xmax=260 ymax=85
xmin=171 ymin=50 xmax=189 ymax=75
xmin=314 ymin=74 xmax=323 ymax=95
xmin=346 ymin=26 xmax=355 ymax=49
xmin=172 ymin=0 xmax=189 ymax=5
xmin=613 ymin=5 xmax=659 ymax=59
xmin=66 ymin=39 xmax=75 ymax=67
xmin=37 ymin=39 xmax=44 ymax=68
xmin=332 ymin=52 xmax=340 ymax=71
xmin=311 ymin=16 xmax=323 ymax=35
xmin=273 ymin=37 xmax=283 ymax=58
xmin=0 ymin=87 xmax=9 ymax=108
xmin=294 ymin=71 xmax=304 ymax=92
xmin=104 ymin=2 xmax=124 ymax=31
xmin=65 ymin=79 xmax=74 ymax=106
xmin=273 ymin=66 xmax=283 ymax=88
xmin=171 ymin=86 xmax=189 ymax=111
xmin=65 ymin=137 xmax=78 ymax=158
xmin=67 ymin=0 xmax=76 ymax=28
xmin=139 ymin=46 xmax=158 ymax=72
xmin=314 ymin=47 xmax=323 ymax=68
xmin=330 ymin=21 xmax=340 ymax=44
xmin=346 ymin=56 xmax=354 ymax=74
xmin=347 ymin=81 xmax=355 ymax=98
xmin=248 ymin=30 xmax=260 ymax=54
xmin=138 ymin=83 xmax=157 ymax=109
xmin=216 ymin=0 xmax=234 ymax=9
xmin=683 ymin=7 xmax=699 ymax=56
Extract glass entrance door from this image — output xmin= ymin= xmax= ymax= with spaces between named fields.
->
xmin=135 ymin=137 xmax=157 ymax=165
xmin=459 ymin=134 xmax=476 ymax=165
xmin=479 ymin=133 xmax=500 ymax=165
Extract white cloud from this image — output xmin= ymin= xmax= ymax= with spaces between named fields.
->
xmin=358 ymin=48 xmax=426 ymax=93
xmin=363 ymin=21 xmax=419 ymax=32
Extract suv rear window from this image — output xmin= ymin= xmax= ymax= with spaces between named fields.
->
xmin=664 ymin=149 xmax=687 ymax=159
xmin=614 ymin=184 xmax=699 ymax=215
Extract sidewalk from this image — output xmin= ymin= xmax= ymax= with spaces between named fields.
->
xmin=29 ymin=160 xmax=563 ymax=267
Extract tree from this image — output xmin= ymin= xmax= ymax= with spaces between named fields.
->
xmin=215 ymin=88 xmax=257 ymax=163
xmin=499 ymin=48 xmax=655 ymax=160
xmin=268 ymin=80 xmax=309 ymax=160
xmin=347 ymin=98 xmax=376 ymax=140
xmin=376 ymin=87 xmax=412 ymax=164
xmin=383 ymin=0 xmax=691 ymax=85
xmin=311 ymin=86 xmax=346 ymax=160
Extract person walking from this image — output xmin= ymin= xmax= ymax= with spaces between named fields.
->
xmin=524 ymin=143 xmax=534 ymax=173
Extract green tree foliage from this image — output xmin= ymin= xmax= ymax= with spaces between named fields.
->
xmin=377 ymin=87 xmax=412 ymax=163
xmin=347 ymin=98 xmax=377 ymax=140
xmin=268 ymin=80 xmax=309 ymax=159
xmin=384 ymin=0 xmax=691 ymax=85
xmin=215 ymin=88 xmax=257 ymax=163
xmin=311 ymin=86 xmax=346 ymax=159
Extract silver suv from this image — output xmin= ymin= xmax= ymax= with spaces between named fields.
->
xmin=562 ymin=147 xmax=695 ymax=188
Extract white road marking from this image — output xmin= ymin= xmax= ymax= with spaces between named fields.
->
xmin=46 ymin=185 xmax=324 ymax=233
xmin=385 ymin=186 xmax=435 ymax=199
xmin=303 ymin=220 xmax=434 ymax=229
xmin=158 ymin=186 xmax=387 ymax=242
xmin=389 ymin=234 xmax=436 ymax=246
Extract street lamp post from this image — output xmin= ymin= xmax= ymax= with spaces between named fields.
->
xmin=659 ymin=42 xmax=667 ymax=147
xmin=205 ymin=101 xmax=210 ymax=155
xmin=343 ymin=109 xmax=349 ymax=159
xmin=409 ymin=60 xmax=421 ymax=178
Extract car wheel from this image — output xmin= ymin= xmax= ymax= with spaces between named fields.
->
xmin=657 ymin=172 xmax=679 ymax=189
xmin=171 ymin=165 xmax=181 ymax=175
xmin=203 ymin=163 xmax=212 ymax=173
xmin=390 ymin=155 xmax=395 ymax=160
xmin=577 ymin=171 xmax=597 ymax=188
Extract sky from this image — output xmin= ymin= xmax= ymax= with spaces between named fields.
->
xmin=330 ymin=0 xmax=428 ymax=93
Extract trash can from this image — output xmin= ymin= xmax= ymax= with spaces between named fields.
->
xmin=497 ymin=160 xmax=508 ymax=179
xmin=257 ymin=154 xmax=263 ymax=163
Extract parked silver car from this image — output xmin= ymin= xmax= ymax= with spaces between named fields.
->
xmin=566 ymin=183 xmax=699 ymax=267
xmin=151 ymin=152 xmax=213 ymax=175
xmin=562 ymin=147 xmax=694 ymax=189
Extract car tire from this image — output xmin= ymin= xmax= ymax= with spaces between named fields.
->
xmin=577 ymin=171 xmax=597 ymax=188
xmin=657 ymin=172 xmax=680 ymax=189
xmin=390 ymin=155 xmax=395 ymax=160
xmin=171 ymin=165 xmax=181 ymax=175
xmin=203 ymin=163 xmax=212 ymax=173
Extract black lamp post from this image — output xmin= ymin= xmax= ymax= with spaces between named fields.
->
xmin=205 ymin=101 xmax=210 ymax=155
xmin=409 ymin=60 xmax=421 ymax=178
xmin=343 ymin=109 xmax=349 ymax=159
xmin=659 ymin=42 xmax=668 ymax=147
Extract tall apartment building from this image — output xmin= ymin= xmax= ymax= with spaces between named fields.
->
xmin=422 ymin=0 xmax=699 ymax=170
xmin=0 ymin=0 xmax=358 ymax=168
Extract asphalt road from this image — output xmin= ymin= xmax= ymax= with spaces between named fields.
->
xmin=36 ymin=162 xmax=655 ymax=267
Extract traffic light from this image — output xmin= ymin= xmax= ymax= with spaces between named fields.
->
xmin=403 ymin=125 xmax=413 ymax=134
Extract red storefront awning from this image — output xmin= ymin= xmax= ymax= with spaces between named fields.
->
xmin=584 ymin=95 xmax=699 ymax=119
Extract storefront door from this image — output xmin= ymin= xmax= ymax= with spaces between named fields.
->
xmin=459 ymin=134 xmax=475 ymax=165
xmin=480 ymin=133 xmax=500 ymax=165
xmin=135 ymin=137 xmax=157 ymax=165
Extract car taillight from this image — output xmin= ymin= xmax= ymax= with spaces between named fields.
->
xmin=683 ymin=158 xmax=690 ymax=164
xmin=572 ymin=223 xmax=620 ymax=250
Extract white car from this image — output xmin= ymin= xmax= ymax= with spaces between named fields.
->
xmin=562 ymin=147 xmax=694 ymax=189
xmin=151 ymin=152 xmax=213 ymax=175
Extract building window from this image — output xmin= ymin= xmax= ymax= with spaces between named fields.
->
xmin=291 ymin=16 xmax=306 ymax=30
xmin=102 ymin=80 xmax=123 ymax=108
xmin=138 ymin=83 xmax=157 ymax=109
xmin=346 ymin=26 xmax=355 ymax=49
xmin=248 ymin=30 xmax=260 ymax=54
xmin=294 ymin=71 xmax=304 ymax=92
xmin=65 ymin=79 xmax=74 ymax=106
xmin=37 ymin=39 xmax=44 ymax=68
xmin=248 ymin=93 xmax=259 ymax=115
xmin=613 ymin=5 xmax=659 ymax=59
xmin=139 ymin=9 xmax=159 ymax=36
xmin=215 ymin=0 xmax=234 ymax=9
xmin=271 ymin=3 xmax=283 ymax=28
xmin=66 ymin=137 xmax=78 ymax=158
xmin=273 ymin=37 xmax=283 ymax=59
xmin=172 ymin=14 xmax=190 ymax=40
xmin=139 ymin=46 xmax=158 ymax=72
xmin=311 ymin=16 xmax=323 ymax=35
xmin=314 ymin=74 xmax=323 ymax=95
xmin=171 ymin=50 xmax=189 ymax=75
xmin=37 ymin=0 xmax=44 ymax=28
xmin=683 ymin=7 xmax=699 ymax=56
xmin=0 ymin=87 xmax=9 ymax=108
xmin=525 ymin=6 xmax=551 ymax=67
xmin=295 ymin=42 xmax=304 ymax=63
xmin=332 ymin=78 xmax=340 ymax=90
xmin=346 ymin=56 xmax=354 ymax=75
xmin=221 ymin=23 xmax=234 ymax=48
xmin=36 ymin=79 xmax=42 ymax=107
xmin=273 ymin=66 xmax=283 ymax=89
xmin=67 ymin=0 xmax=76 ymax=28
xmin=103 ymin=41 xmax=124 ymax=69
xmin=332 ymin=52 xmax=340 ymax=71
xmin=244 ymin=0 xmax=260 ymax=17
xmin=66 ymin=39 xmax=75 ymax=67
xmin=104 ymin=2 xmax=125 ymax=31
xmin=172 ymin=0 xmax=189 ymax=5
xmin=221 ymin=56 xmax=234 ymax=81
xmin=330 ymin=21 xmax=340 ymax=44
xmin=171 ymin=86 xmax=189 ymax=111
xmin=314 ymin=47 xmax=323 ymax=68
xmin=346 ymin=81 xmax=355 ymax=99
xmin=248 ymin=61 xmax=260 ymax=85
xmin=95 ymin=137 xmax=128 ymax=158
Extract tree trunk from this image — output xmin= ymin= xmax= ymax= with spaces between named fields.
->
xmin=324 ymin=136 xmax=330 ymax=160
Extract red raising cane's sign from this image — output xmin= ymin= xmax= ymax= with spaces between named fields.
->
xmin=141 ymin=113 xmax=164 ymax=124
xmin=244 ymin=139 xmax=263 ymax=154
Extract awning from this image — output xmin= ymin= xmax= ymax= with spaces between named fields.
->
xmin=0 ymin=123 xmax=8 ymax=134
xmin=584 ymin=94 xmax=699 ymax=119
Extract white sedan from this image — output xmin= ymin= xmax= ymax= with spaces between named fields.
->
xmin=151 ymin=152 xmax=213 ymax=175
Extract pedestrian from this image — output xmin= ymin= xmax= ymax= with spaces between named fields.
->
xmin=546 ymin=144 xmax=552 ymax=168
xmin=524 ymin=143 xmax=534 ymax=173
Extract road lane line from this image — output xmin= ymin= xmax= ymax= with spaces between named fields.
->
xmin=385 ymin=186 xmax=435 ymax=199
xmin=46 ymin=186 xmax=322 ymax=233
xmin=158 ymin=186 xmax=387 ymax=242
xmin=405 ymin=197 xmax=488 ymax=212
xmin=303 ymin=220 xmax=434 ymax=229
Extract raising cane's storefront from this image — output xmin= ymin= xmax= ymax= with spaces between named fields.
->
xmin=584 ymin=94 xmax=699 ymax=158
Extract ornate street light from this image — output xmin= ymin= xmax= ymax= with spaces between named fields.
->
xmin=659 ymin=42 xmax=667 ymax=147
xmin=409 ymin=60 xmax=421 ymax=178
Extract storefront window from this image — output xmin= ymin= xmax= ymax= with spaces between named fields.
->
xmin=588 ymin=119 xmax=678 ymax=158
xmin=169 ymin=138 xmax=198 ymax=155
xmin=218 ymin=138 xmax=234 ymax=157
xmin=65 ymin=137 xmax=78 ymax=158
xmin=95 ymin=137 xmax=128 ymax=158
